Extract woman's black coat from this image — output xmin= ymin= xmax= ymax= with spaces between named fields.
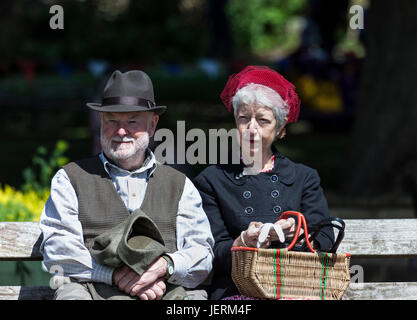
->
xmin=193 ymin=149 xmax=334 ymax=300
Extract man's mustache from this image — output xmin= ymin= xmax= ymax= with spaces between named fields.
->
xmin=111 ymin=137 xmax=135 ymax=143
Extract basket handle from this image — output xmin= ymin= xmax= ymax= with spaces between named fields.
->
xmin=278 ymin=211 xmax=315 ymax=253
xmin=300 ymin=217 xmax=346 ymax=253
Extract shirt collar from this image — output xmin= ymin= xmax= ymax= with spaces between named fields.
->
xmin=223 ymin=145 xmax=296 ymax=185
xmin=99 ymin=148 xmax=157 ymax=178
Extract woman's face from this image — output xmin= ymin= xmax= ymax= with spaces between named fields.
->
xmin=235 ymin=104 xmax=278 ymax=156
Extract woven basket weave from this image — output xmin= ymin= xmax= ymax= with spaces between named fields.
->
xmin=231 ymin=247 xmax=351 ymax=300
xmin=231 ymin=211 xmax=351 ymax=300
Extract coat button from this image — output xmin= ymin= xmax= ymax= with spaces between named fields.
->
xmin=243 ymin=191 xmax=251 ymax=199
xmin=244 ymin=207 xmax=254 ymax=214
xmin=271 ymin=190 xmax=279 ymax=198
xmin=273 ymin=205 xmax=282 ymax=214
xmin=270 ymin=175 xmax=279 ymax=183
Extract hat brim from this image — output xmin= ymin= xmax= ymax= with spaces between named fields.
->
xmin=86 ymin=102 xmax=167 ymax=115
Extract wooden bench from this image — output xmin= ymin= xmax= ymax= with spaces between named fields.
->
xmin=1 ymin=219 xmax=417 ymax=300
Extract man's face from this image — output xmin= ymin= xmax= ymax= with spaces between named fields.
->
xmin=100 ymin=111 xmax=159 ymax=163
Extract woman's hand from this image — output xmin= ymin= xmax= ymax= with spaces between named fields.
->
xmin=232 ymin=218 xmax=305 ymax=249
xmin=272 ymin=217 xmax=302 ymax=241
xmin=233 ymin=221 xmax=270 ymax=248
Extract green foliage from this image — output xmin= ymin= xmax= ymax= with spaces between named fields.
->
xmin=0 ymin=140 xmax=69 ymax=222
xmin=0 ymin=1 xmax=208 ymax=64
xmin=0 ymin=198 xmax=34 ymax=222
xmin=22 ymin=140 xmax=69 ymax=194
xmin=227 ymin=0 xmax=307 ymax=54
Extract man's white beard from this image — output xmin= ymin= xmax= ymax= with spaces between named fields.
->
xmin=101 ymin=130 xmax=150 ymax=163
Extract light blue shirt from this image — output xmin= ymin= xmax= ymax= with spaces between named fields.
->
xmin=39 ymin=150 xmax=214 ymax=288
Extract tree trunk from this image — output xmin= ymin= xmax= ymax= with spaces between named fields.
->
xmin=344 ymin=0 xmax=417 ymax=198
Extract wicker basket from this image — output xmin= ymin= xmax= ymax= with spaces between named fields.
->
xmin=231 ymin=211 xmax=351 ymax=300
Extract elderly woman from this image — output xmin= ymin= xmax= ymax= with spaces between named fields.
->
xmin=193 ymin=66 xmax=334 ymax=300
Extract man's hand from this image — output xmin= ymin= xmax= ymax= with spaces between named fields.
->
xmin=135 ymin=278 xmax=166 ymax=300
xmin=112 ymin=257 xmax=168 ymax=300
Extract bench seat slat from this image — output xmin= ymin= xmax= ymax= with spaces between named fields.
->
xmin=343 ymin=282 xmax=417 ymax=300
xmin=1 ymin=283 xmax=416 ymax=300
xmin=0 ymin=286 xmax=54 ymax=300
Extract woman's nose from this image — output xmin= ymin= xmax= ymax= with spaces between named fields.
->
xmin=247 ymin=117 xmax=258 ymax=130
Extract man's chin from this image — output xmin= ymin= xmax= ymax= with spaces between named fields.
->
xmin=109 ymin=146 xmax=148 ymax=161
xmin=110 ymin=152 xmax=135 ymax=161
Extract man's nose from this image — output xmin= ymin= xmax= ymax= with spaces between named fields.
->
xmin=116 ymin=125 xmax=128 ymax=136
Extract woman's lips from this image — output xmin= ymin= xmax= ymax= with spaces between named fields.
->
xmin=243 ymin=139 xmax=260 ymax=143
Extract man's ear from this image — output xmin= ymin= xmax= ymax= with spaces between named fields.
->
xmin=148 ymin=113 xmax=159 ymax=138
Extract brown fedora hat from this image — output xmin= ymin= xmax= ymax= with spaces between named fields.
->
xmin=86 ymin=70 xmax=167 ymax=114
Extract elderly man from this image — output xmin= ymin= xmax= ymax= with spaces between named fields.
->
xmin=39 ymin=70 xmax=214 ymax=300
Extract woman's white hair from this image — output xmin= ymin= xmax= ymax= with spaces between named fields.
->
xmin=232 ymin=83 xmax=289 ymax=129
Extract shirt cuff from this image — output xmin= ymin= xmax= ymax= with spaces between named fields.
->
xmin=165 ymin=252 xmax=187 ymax=285
xmin=92 ymin=264 xmax=114 ymax=285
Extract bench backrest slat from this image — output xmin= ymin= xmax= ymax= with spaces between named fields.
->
xmin=0 ymin=222 xmax=43 ymax=260
xmin=2 ymin=219 xmax=417 ymax=259
xmin=337 ymin=219 xmax=417 ymax=257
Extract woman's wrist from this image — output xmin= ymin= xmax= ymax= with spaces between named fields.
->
xmin=233 ymin=231 xmax=248 ymax=247
xmin=240 ymin=231 xmax=248 ymax=246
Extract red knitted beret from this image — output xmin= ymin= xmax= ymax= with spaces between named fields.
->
xmin=220 ymin=65 xmax=300 ymax=123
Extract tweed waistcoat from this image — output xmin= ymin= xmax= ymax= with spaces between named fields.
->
xmin=63 ymin=156 xmax=185 ymax=253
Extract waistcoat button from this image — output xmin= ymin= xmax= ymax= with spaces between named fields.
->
xmin=271 ymin=190 xmax=279 ymax=198
xmin=271 ymin=175 xmax=279 ymax=183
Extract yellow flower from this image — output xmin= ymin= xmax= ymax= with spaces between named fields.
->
xmin=0 ymin=184 xmax=49 ymax=221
